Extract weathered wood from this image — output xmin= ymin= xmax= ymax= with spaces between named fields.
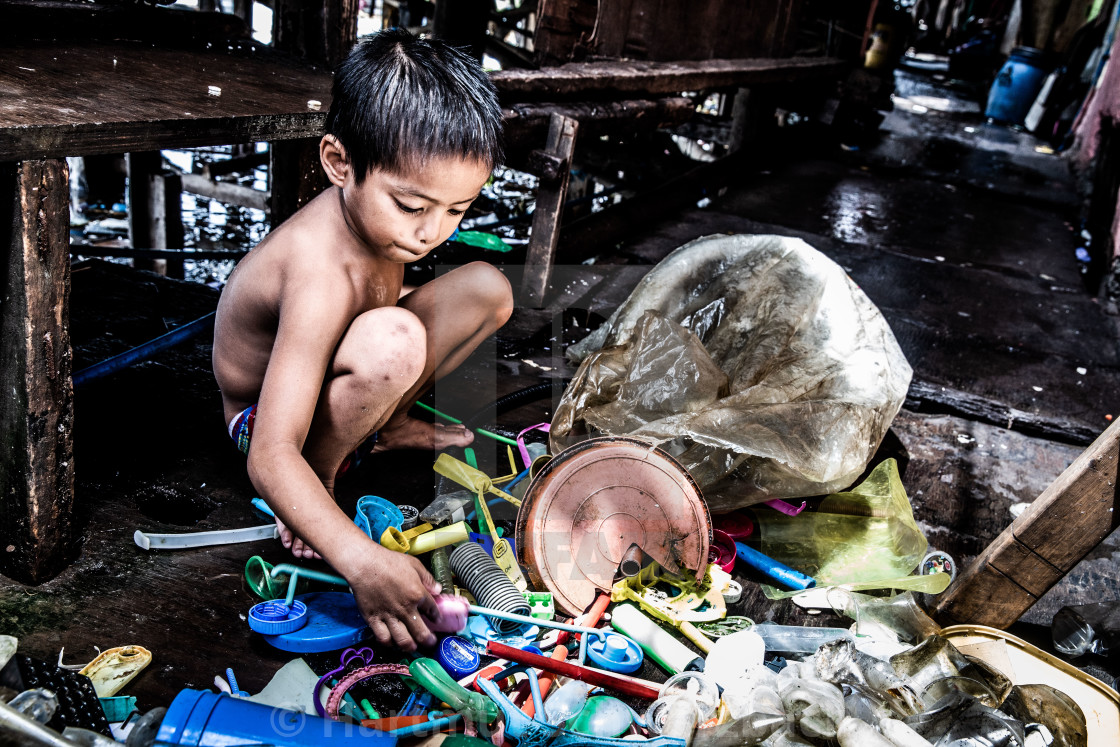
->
xmin=905 ymin=378 xmax=1098 ymax=447
xmin=522 ymin=114 xmax=578 ymax=307
xmin=272 ymin=0 xmax=360 ymax=68
xmin=269 ymin=138 xmax=326 ymax=226
xmin=589 ymin=0 xmax=803 ymax=61
xmin=0 ymin=42 xmax=332 ymax=161
xmin=181 ymin=173 xmax=271 ymax=213
xmin=0 ymin=159 xmax=74 ymax=585
xmin=201 ymin=151 xmax=269 ymax=178
xmin=0 ymin=1 xmax=250 ymax=45
xmin=503 ymin=97 xmax=694 ymax=151
xmin=533 ymin=0 xmax=599 ymax=66
xmin=932 ymin=418 xmax=1120 ymax=628
xmin=492 ymin=57 xmax=847 ymax=101
xmin=127 ymin=152 xmax=165 ymax=275
xmin=154 ymin=172 xmax=186 ymax=280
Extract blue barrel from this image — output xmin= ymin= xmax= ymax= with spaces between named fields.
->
xmin=985 ymin=47 xmax=1049 ymax=125
xmin=155 ymin=689 xmax=397 ymax=745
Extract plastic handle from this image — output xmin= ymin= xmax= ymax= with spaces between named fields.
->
xmin=134 ymin=524 xmax=278 ymax=551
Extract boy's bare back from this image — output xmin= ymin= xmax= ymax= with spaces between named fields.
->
xmin=213 ymin=188 xmax=402 ymax=424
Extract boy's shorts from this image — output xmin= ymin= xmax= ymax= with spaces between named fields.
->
xmin=228 ymin=404 xmax=377 ymax=474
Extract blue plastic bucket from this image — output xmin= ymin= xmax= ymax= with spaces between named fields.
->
xmin=156 ymin=689 xmax=396 ymax=745
xmin=985 ymin=47 xmax=1049 ymax=125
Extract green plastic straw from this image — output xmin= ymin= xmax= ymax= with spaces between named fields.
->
xmin=413 ymin=401 xmax=518 ymax=447
xmin=359 ymin=698 xmax=380 ymax=720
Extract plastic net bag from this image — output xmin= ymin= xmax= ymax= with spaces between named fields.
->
xmin=552 ymin=234 xmax=912 ymax=512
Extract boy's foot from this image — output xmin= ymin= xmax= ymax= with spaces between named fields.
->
xmin=276 ymin=515 xmax=322 ymax=560
xmin=373 ymin=414 xmax=475 ymax=452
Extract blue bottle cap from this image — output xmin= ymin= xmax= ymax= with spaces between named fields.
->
xmin=261 ymin=592 xmax=368 ymax=653
xmin=436 ymin=636 xmax=480 ymax=679
xmin=586 ymin=633 xmax=643 ymax=673
xmin=248 ymin=600 xmax=308 ymax=635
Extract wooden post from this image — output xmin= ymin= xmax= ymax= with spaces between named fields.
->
xmin=521 ymin=113 xmax=578 ymax=308
xmin=932 ymin=418 xmax=1120 ymax=628
xmin=154 ymin=172 xmax=185 ymax=280
xmin=270 ymin=0 xmax=358 ymax=225
xmin=126 ymin=151 xmax=165 ymax=275
xmin=0 ymin=159 xmax=75 ymax=585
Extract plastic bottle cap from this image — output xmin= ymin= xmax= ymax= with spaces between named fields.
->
xmin=248 ymin=600 xmax=308 ymax=635
xmin=437 ymin=636 xmax=480 ymax=679
xmin=586 ymin=633 xmax=644 ymax=673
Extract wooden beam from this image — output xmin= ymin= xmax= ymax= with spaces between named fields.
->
xmin=0 ymin=159 xmax=75 ymax=585
xmin=503 ymin=97 xmax=694 ymax=152
xmin=932 ymin=418 xmax=1120 ymax=628
xmin=491 ymin=57 xmax=847 ymax=101
xmin=521 ymin=114 xmax=578 ymax=307
xmin=181 ymin=173 xmax=271 ymax=213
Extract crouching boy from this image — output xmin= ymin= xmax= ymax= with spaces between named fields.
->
xmin=212 ymin=29 xmax=512 ymax=651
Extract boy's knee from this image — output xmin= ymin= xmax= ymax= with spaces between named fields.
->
xmin=346 ymin=307 xmax=427 ymax=386
xmin=464 ymin=262 xmax=513 ymax=322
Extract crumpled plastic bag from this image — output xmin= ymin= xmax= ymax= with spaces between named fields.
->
xmin=552 ymin=234 xmax=912 ymax=512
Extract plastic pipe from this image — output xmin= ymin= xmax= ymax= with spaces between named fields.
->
xmin=406 ymin=522 xmax=470 ymax=555
xmin=522 ymin=645 xmax=568 ymax=719
xmin=734 ymin=542 xmax=816 ymax=591
xmin=73 ymin=312 xmax=215 ymax=388
xmin=486 ymin=641 xmax=660 ymax=700
xmin=556 ymin=593 xmax=611 ymax=647
xmin=388 ymin=713 xmax=462 ymax=737
xmin=408 ymin=658 xmax=497 ymax=725
xmin=449 ymin=543 xmax=531 ymax=633
xmin=610 ymin=603 xmax=704 ymax=674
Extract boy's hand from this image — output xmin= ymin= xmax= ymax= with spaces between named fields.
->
xmin=352 ymin=548 xmax=442 ymax=652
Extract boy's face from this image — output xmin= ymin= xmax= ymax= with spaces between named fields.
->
xmin=340 ymin=155 xmax=491 ymax=263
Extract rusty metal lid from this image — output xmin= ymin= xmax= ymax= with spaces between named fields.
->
xmin=515 ymin=436 xmax=711 ymax=616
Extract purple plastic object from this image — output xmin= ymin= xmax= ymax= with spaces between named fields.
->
xmin=763 ymin=498 xmax=807 ymax=516
xmin=426 ymin=594 xmax=471 ymax=633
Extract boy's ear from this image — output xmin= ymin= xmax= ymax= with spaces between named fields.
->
xmin=320 ymin=135 xmax=350 ymax=188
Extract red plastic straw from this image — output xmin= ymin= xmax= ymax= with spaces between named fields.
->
xmin=485 ymin=641 xmax=660 ymax=700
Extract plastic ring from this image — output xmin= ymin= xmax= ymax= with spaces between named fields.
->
xmin=248 ymin=600 xmax=308 ymax=635
xmin=325 ymin=664 xmax=411 ymax=721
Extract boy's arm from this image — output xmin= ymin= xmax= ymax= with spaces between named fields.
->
xmin=246 ymin=276 xmax=439 ymax=650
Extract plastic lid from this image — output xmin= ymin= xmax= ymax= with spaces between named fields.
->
xmin=586 ymin=633 xmax=644 ymax=674
xmin=248 ymin=600 xmax=308 ymax=635
xmin=262 ymin=592 xmax=369 ymax=653
xmin=436 ymin=636 xmax=481 ymax=679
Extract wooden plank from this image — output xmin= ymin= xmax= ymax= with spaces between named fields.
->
xmin=0 ymin=1 xmax=250 ymax=45
xmin=932 ymin=418 xmax=1120 ymax=628
xmin=521 ymin=114 xmax=578 ymax=307
xmin=0 ymin=42 xmax=332 ymax=161
xmin=492 ymin=57 xmax=847 ymax=100
xmin=503 ymin=97 xmax=693 ymax=151
xmin=533 ymin=0 xmax=599 ymax=66
xmin=0 ymin=159 xmax=75 ymax=585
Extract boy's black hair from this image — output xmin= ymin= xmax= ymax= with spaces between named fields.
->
xmin=326 ymin=29 xmax=504 ymax=181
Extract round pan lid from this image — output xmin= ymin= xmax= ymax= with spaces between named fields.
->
xmin=516 ymin=437 xmax=711 ymax=616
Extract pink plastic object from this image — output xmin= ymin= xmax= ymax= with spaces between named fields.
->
xmin=763 ymin=498 xmax=807 ymax=516
xmin=426 ymin=594 xmax=471 ymax=633
xmin=716 ymin=512 xmax=755 ymax=540
xmin=708 ymin=530 xmax=738 ymax=573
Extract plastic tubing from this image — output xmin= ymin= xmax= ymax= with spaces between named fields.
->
xmin=448 ymin=542 xmax=530 ymax=634
xmin=430 ymin=546 xmax=454 ymax=592
xmin=734 ymin=542 xmax=816 ymax=591
xmin=73 ymin=312 xmax=215 ymax=388
xmin=409 ymin=658 xmax=497 ymax=725
xmin=408 ymin=522 xmax=470 ymax=555
xmin=486 ymin=641 xmax=660 ymax=700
